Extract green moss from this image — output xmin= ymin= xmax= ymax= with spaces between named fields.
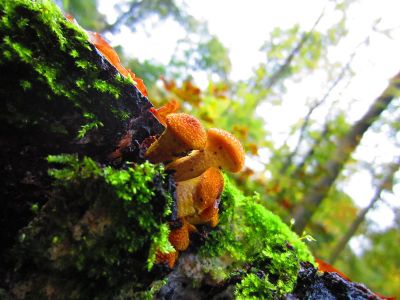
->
xmin=3 ymin=36 xmax=32 ymax=63
xmin=93 ymin=79 xmax=120 ymax=99
xmin=70 ymin=49 xmax=79 ymax=58
xmin=46 ymin=155 xmax=173 ymax=268
xmin=75 ymin=60 xmax=95 ymax=70
xmin=20 ymin=80 xmax=32 ymax=90
xmin=75 ymin=78 xmax=86 ymax=89
xmin=111 ymin=108 xmax=131 ymax=121
xmin=199 ymin=175 xmax=314 ymax=298
xmin=0 ymin=0 xmax=138 ymax=135
xmin=11 ymin=155 xmax=176 ymax=297
xmin=77 ymin=112 xmax=104 ymax=138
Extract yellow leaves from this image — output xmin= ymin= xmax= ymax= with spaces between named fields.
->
xmin=161 ymin=77 xmax=201 ymax=107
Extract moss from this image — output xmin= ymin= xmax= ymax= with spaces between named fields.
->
xmin=70 ymin=49 xmax=79 ymax=58
xmin=93 ymin=79 xmax=120 ymax=99
xmin=199 ymin=175 xmax=314 ymax=298
xmin=3 ymin=36 xmax=32 ymax=63
xmin=77 ymin=112 xmax=104 ymax=139
xmin=0 ymin=0 xmax=146 ymax=139
xmin=19 ymin=80 xmax=31 ymax=90
xmin=14 ymin=155 xmax=174 ymax=298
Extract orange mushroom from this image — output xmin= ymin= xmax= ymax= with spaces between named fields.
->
xmin=175 ymin=167 xmax=224 ymax=219
xmin=156 ymin=250 xmax=179 ymax=269
xmin=145 ymin=113 xmax=207 ymax=164
xmin=187 ymin=203 xmax=219 ymax=226
xmin=168 ymin=223 xmax=189 ymax=251
xmin=167 ymin=128 xmax=245 ymax=181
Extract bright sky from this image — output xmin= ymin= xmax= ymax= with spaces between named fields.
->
xmin=98 ymin=0 xmax=400 ymax=235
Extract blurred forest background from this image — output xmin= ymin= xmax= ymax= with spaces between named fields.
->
xmin=55 ymin=0 xmax=399 ymax=297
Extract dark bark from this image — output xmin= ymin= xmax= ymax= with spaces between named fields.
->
xmin=283 ymin=262 xmax=380 ymax=300
xmin=0 ymin=0 xmax=166 ymax=297
xmin=292 ymin=71 xmax=400 ymax=234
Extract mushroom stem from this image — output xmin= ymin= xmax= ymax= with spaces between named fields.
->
xmin=168 ymin=150 xmax=208 ymax=182
xmin=175 ymin=176 xmax=200 ymax=218
xmin=175 ymin=167 xmax=224 ymax=218
xmin=146 ymin=129 xmax=189 ymax=163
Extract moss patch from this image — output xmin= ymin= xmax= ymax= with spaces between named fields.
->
xmin=13 ymin=156 xmax=174 ymax=298
xmin=199 ymin=175 xmax=314 ymax=298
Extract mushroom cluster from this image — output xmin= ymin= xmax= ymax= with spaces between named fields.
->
xmin=145 ymin=112 xmax=245 ymax=267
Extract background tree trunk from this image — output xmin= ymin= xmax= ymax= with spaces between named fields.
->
xmin=292 ymin=71 xmax=400 ymax=234
xmin=328 ymin=159 xmax=399 ymax=264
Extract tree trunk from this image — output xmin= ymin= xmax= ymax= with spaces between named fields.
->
xmin=328 ymin=160 xmax=399 ymax=264
xmin=292 ymin=70 xmax=400 ymax=234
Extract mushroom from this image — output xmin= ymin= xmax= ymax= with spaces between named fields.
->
xmin=168 ymin=219 xmax=196 ymax=251
xmin=145 ymin=113 xmax=207 ymax=164
xmin=167 ymin=128 xmax=245 ymax=181
xmin=175 ymin=167 xmax=224 ymax=219
xmin=156 ymin=250 xmax=178 ymax=269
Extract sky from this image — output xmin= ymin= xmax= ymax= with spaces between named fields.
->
xmin=98 ymin=0 xmax=400 ymax=234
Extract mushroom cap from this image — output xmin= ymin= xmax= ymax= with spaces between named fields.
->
xmin=206 ymin=128 xmax=245 ymax=173
xmin=166 ymin=113 xmax=207 ymax=150
xmin=195 ymin=167 xmax=224 ymax=213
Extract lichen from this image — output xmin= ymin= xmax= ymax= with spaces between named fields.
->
xmin=199 ymin=175 xmax=314 ymax=298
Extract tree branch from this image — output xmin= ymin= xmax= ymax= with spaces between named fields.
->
xmin=292 ymin=70 xmax=400 ymax=234
xmin=328 ymin=159 xmax=400 ymax=264
xmin=265 ymin=10 xmax=324 ymax=90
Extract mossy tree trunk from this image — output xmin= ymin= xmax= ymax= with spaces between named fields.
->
xmin=0 ymin=1 xmax=170 ymax=298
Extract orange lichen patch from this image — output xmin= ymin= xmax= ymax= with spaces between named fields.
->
xmin=168 ymin=221 xmax=190 ymax=251
xmin=156 ymin=250 xmax=179 ymax=269
xmin=167 ymin=128 xmax=245 ymax=181
xmin=149 ymin=99 xmax=180 ymax=127
xmin=145 ymin=113 xmax=207 ymax=163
